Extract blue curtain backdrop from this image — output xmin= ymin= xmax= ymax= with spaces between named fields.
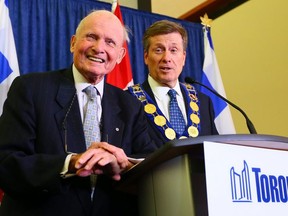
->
xmin=8 ymin=0 xmax=204 ymax=84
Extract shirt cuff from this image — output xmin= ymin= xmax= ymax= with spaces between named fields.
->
xmin=60 ymin=153 xmax=76 ymax=178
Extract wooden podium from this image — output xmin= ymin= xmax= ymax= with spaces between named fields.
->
xmin=117 ymin=134 xmax=288 ymax=216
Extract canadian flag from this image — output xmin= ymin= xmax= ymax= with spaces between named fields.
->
xmin=106 ymin=0 xmax=133 ymax=89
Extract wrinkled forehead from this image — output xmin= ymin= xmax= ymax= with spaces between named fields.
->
xmin=149 ymin=33 xmax=184 ymax=47
xmin=80 ymin=11 xmax=124 ymax=41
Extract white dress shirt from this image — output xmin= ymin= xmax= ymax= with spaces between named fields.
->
xmin=61 ymin=64 xmax=103 ymax=177
xmin=147 ymin=75 xmax=187 ymax=124
xmin=73 ymin=64 xmax=103 ymax=123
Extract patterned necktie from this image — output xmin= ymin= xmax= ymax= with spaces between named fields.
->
xmin=83 ymin=85 xmax=101 ymax=148
xmin=83 ymin=85 xmax=100 ymax=200
xmin=168 ymin=89 xmax=186 ymax=135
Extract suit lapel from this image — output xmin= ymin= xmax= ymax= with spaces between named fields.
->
xmin=101 ymin=84 xmax=124 ymax=148
xmin=52 ymin=68 xmax=91 ymax=216
xmin=180 ymin=84 xmax=190 ymax=114
xmin=54 ymin=68 xmax=86 ymax=153
xmin=142 ymin=80 xmax=156 ymax=102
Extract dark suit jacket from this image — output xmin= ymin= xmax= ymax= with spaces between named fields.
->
xmin=140 ymin=80 xmax=218 ymax=147
xmin=0 ymin=68 xmax=156 ymax=216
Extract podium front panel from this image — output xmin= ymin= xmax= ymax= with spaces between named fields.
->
xmin=204 ymin=141 xmax=288 ymax=216
xmin=138 ymin=155 xmax=196 ymax=216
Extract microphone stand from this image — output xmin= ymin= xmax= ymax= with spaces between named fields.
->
xmin=185 ymin=77 xmax=257 ymax=134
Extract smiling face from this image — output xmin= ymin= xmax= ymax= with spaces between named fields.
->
xmin=70 ymin=10 xmax=126 ymax=84
xmin=144 ymin=32 xmax=186 ymax=88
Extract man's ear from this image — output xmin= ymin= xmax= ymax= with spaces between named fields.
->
xmin=182 ymin=50 xmax=186 ymax=66
xmin=70 ymin=35 xmax=76 ymax=53
xmin=144 ymin=51 xmax=148 ymax=65
xmin=116 ymin=47 xmax=126 ymax=64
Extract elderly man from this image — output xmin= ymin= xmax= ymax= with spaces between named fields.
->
xmin=0 ymin=10 xmax=156 ymax=216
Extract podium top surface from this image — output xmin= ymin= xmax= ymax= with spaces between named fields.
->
xmin=138 ymin=134 xmax=288 ymax=169
xmin=118 ymin=134 xmax=288 ymax=190
xmin=169 ymin=133 xmax=288 ymax=149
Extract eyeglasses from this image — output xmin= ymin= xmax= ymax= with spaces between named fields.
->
xmin=61 ymin=92 xmax=107 ymax=153
xmin=62 ymin=92 xmax=77 ymax=153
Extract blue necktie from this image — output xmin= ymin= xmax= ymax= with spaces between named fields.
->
xmin=83 ymin=85 xmax=101 ymax=148
xmin=168 ymin=89 xmax=186 ymax=135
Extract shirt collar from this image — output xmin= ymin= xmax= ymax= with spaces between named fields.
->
xmin=148 ymin=75 xmax=183 ymax=100
xmin=72 ymin=64 xmax=104 ymax=98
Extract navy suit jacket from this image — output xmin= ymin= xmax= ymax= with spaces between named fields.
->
xmin=0 ymin=68 xmax=156 ymax=216
xmin=141 ymin=80 xmax=218 ymax=147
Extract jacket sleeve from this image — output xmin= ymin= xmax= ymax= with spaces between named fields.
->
xmin=0 ymin=75 xmax=68 ymax=197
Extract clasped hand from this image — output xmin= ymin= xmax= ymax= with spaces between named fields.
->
xmin=69 ymin=142 xmax=131 ymax=181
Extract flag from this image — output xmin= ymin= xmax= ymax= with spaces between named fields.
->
xmin=0 ymin=0 xmax=20 ymax=115
xmin=106 ymin=0 xmax=133 ymax=90
xmin=0 ymin=0 xmax=20 ymax=203
xmin=201 ymin=26 xmax=236 ymax=134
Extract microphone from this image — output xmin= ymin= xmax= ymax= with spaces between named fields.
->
xmin=185 ymin=77 xmax=257 ymax=134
